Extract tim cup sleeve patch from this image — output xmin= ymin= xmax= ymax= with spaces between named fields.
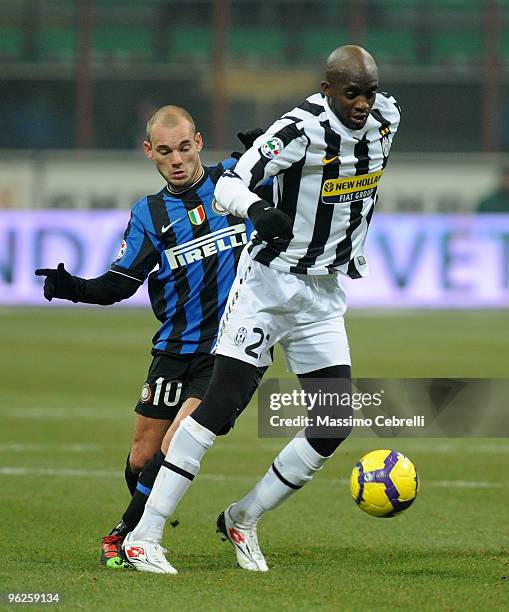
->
xmin=116 ymin=239 xmax=127 ymax=261
xmin=261 ymin=137 xmax=284 ymax=159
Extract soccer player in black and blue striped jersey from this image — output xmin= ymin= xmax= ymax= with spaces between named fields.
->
xmin=35 ymin=105 xmax=266 ymax=567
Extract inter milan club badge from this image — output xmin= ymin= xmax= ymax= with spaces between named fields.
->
xmin=188 ymin=204 xmax=206 ymax=225
xmin=211 ymin=198 xmax=229 ymax=216
xmin=140 ymin=383 xmax=152 ymax=403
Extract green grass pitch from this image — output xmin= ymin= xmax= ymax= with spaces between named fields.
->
xmin=1 ymin=307 xmax=508 ymax=610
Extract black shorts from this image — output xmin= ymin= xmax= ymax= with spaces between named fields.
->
xmin=135 ymin=352 xmax=214 ymax=420
xmin=135 ymin=352 xmax=267 ymax=427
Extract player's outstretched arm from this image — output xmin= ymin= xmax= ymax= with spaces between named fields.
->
xmin=35 ymin=263 xmax=140 ymax=305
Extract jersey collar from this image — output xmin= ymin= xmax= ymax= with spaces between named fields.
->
xmin=164 ymin=166 xmax=207 ymax=197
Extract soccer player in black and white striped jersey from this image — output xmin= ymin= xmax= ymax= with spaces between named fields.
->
xmin=122 ymin=46 xmax=401 ymax=574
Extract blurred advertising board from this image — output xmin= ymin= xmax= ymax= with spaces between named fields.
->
xmin=1 ymin=211 xmax=507 ymax=308
xmin=0 ymin=152 xmax=504 ymax=213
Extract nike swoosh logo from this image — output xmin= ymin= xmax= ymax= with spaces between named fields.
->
xmin=161 ymin=218 xmax=181 ymax=233
xmin=322 ymin=156 xmax=338 ymax=165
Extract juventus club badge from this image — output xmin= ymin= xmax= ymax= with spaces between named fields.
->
xmin=379 ymin=126 xmax=391 ymax=157
xmin=234 ymin=327 xmax=248 ymax=345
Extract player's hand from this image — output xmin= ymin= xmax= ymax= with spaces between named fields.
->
xmin=34 ymin=263 xmax=80 ymax=302
xmin=248 ymin=200 xmax=294 ymax=242
xmin=230 ymin=128 xmax=265 ymax=159
xmin=237 ymin=128 xmax=264 ymax=150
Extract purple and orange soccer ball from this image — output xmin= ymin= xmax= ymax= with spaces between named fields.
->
xmin=350 ymin=449 xmax=419 ymax=518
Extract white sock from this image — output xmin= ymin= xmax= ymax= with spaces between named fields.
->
xmin=230 ymin=431 xmax=330 ymax=526
xmin=130 ymin=416 xmax=215 ymax=543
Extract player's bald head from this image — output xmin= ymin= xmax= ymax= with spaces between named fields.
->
xmin=325 ymin=45 xmax=378 ymax=85
xmin=321 ymin=46 xmax=379 ymax=130
xmin=146 ymin=105 xmax=196 ymax=142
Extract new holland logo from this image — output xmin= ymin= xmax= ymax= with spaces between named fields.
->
xmin=188 ymin=205 xmax=206 ymax=225
xmin=321 ymin=169 xmax=384 ymax=204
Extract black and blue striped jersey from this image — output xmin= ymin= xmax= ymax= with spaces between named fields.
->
xmin=111 ymin=159 xmax=254 ymax=355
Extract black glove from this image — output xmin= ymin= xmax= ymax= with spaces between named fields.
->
xmin=237 ymin=128 xmax=264 ymax=150
xmin=230 ymin=128 xmax=265 ymax=160
xmin=248 ymin=200 xmax=294 ymax=242
xmin=34 ymin=262 xmax=81 ymax=302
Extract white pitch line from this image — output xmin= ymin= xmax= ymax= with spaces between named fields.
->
xmin=0 ymin=467 xmax=125 ymax=478
xmin=1 ymin=440 xmax=509 ymax=455
xmin=0 ymin=443 xmax=106 ymax=453
xmin=3 ymin=407 xmax=123 ymax=420
xmin=0 ymin=466 xmax=506 ymax=489
xmin=0 ymin=441 xmax=280 ymax=454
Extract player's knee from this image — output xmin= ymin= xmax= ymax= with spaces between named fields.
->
xmin=199 ymin=384 xmax=251 ymax=435
xmin=299 ymin=364 xmax=353 ymax=445
xmin=128 ymin=444 xmax=154 ymax=473
xmin=216 ymin=419 xmax=234 ymax=436
xmin=192 ymin=356 xmax=259 ymax=434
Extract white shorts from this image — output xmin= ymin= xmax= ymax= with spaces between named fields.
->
xmin=214 ymin=249 xmax=351 ymax=374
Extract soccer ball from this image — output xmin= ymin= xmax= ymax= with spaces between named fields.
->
xmin=350 ymin=449 xmax=419 ymax=518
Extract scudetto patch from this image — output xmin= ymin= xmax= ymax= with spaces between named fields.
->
xmin=188 ymin=205 xmax=206 ymax=225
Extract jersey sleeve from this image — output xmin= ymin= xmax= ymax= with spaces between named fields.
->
xmin=214 ymin=119 xmax=309 ymax=218
xmin=76 ymin=271 xmax=141 ymax=305
xmin=110 ymin=201 xmax=159 ymax=282
xmin=220 ymin=157 xmax=237 ymax=171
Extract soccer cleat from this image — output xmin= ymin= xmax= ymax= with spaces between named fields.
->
xmin=100 ymin=535 xmax=125 ymax=568
xmin=120 ymin=534 xmax=178 ymax=574
xmin=216 ymin=504 xmax=268 ymax=572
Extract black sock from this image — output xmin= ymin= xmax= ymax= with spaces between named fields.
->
xmin=124 ymin=453 xmax=139 ymax=496
xmin=109 ymin=520 xmax=130 ymax=538
xmin=121 ymin=450 xmax=166 ymax=531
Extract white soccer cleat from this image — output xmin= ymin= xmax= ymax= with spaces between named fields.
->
xmin=216 ymin=504 xmax=268 ymax=572
xmin=121 ymin=534 xmax=178 ymax=574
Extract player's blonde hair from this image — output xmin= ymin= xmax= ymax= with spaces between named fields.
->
xmin=146 ymin=105 xmax=196 ymax=142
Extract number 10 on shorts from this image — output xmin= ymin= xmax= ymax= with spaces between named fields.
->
xmin=153 ymin=377 xmax=183 ymax=407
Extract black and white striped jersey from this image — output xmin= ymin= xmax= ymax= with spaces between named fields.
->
xmin=215 ymin=92 xmax=400 ymax=277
